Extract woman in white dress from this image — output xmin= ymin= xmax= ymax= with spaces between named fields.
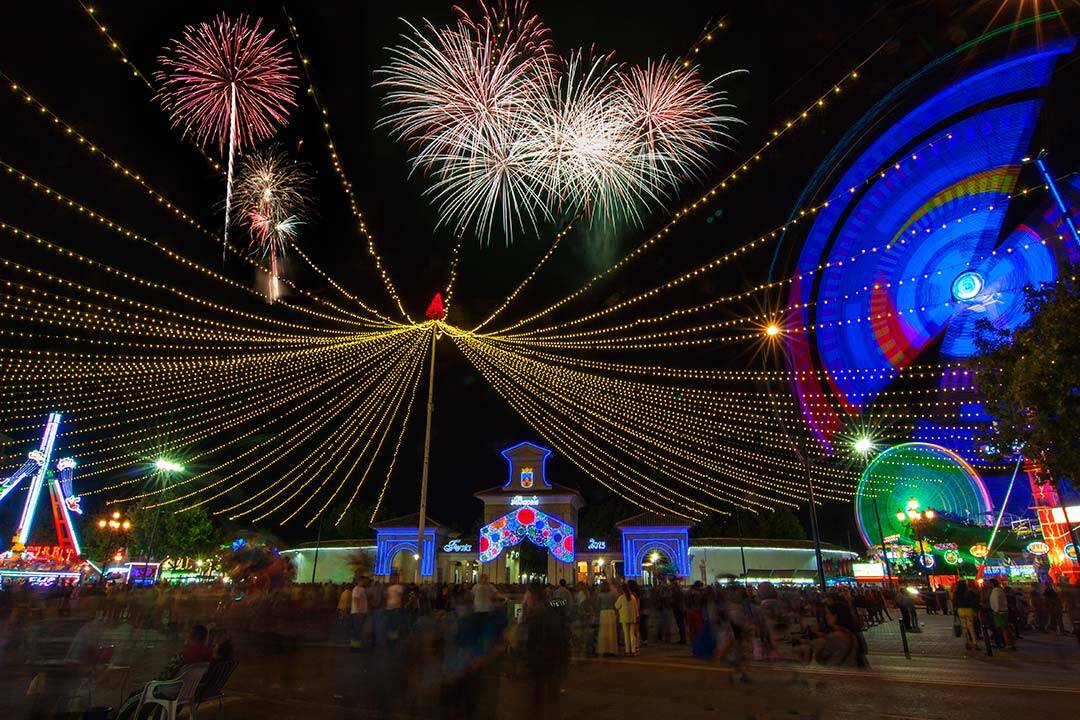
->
xmin=595 ymin=580 xmax=619 ymax=656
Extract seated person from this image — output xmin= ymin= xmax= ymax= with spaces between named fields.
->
xmin=114 ymin=624 xmax=213 ymax=720
xmin=158 ymin=624 xmax=213 ymax=679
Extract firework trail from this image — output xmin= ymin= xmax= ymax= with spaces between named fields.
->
xmin=378 ymin=1 xmax=740 ymax=242
xmin=234 ymin=146 xmax=313 ymax=301
xmin=155 ymin=14 xmax=298 ymax=260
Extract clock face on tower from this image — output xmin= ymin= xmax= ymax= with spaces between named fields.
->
xmin=520 ymin=467 xmax=534 ymax=488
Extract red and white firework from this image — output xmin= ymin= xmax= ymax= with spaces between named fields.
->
xmin=233 ymin=146 xmax=313 ymax=300
xmin=155 ymin=13 xmax=297 ymax=152
xmin=156 ymin=14 xmax=298 ymax=258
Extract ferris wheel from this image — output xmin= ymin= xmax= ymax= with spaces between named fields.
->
xmin=772 ymin=36 xmax=1079 ymax=563
xmin=777 ymin=38 xmax=1078 ymax=455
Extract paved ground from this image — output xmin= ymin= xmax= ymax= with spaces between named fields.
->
xmin=4 ymin=611 xmax=1077 ymax=719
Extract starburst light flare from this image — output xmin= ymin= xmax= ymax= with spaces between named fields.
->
xmin=155 ymin=13 xmax=298 ymax=259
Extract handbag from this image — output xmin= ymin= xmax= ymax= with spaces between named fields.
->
xmin=952 ymin=612 xmax=961 ymax=638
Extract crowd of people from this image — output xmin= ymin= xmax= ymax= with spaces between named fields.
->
xmin=951 ymin=577 xmax=1075 ymax=651
xmin=2 ymin=572 xmax=1078 ymax=718
xmin=334 ymin=574 xmax=873 ymax=670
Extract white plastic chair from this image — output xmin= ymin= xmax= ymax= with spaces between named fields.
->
xmin=134 ymin=662 xmax=209 ymax=720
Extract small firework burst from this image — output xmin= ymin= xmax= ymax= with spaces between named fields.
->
xmin=233 ymin=146 xmax=314 ymax=299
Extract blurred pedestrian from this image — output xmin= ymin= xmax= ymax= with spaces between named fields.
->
xmin=615 ymin=583 xmax=639 ymax=656
xmin=523 ymin=581 xmax=569 ymax=720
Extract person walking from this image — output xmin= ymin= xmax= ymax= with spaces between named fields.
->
xmin=615 ymin=583 xmax=639 ymax=656
xmin=629 ymin=580 xmax=647 ymax=646
xmin=1044 ymin=582 xmax=1064 ymax=635
xmin=350 ymin=576 xmax=370 ymax=650
xmin=989 ymin=579 xmax=1015 ymax=650
xmin=671 ymin=579 xmax=687 ymax=644
xmin=813 ymin=603 xmax=869 ymax=668
xmin=954 ymin=581 xmax=979 ymax=650
xmin=595 ymin=581 xmax=619 ymax=656
xmin=523 ymin=581 xmax=570 ymax=720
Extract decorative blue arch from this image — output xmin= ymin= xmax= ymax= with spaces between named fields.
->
xmin=620 ymin=527 xmax=691 ymax=578
xmin=374 ymin=528 xmax=436 ymax=577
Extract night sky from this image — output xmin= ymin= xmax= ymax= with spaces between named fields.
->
xmin=1 ymin=1 xmax=1073 ymax=548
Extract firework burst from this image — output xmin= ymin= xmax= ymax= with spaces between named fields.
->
xmin=155 ymin=14 xmax=298 ymax=257
xmin=234 ymin=146 xmax=313 ymax=301
xmin=378 ymin=1 xmax=740 ymax=242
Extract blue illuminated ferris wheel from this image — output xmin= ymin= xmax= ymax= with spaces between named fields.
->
xmin=775 ymin=37 xmax=1078 ymax=468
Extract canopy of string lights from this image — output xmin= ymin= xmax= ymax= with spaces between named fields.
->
xmin=1 ymin=2 xmax=1076 ymax=534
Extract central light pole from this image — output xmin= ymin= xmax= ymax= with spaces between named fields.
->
xmin=415 ymin=321 xmax=439 ymax=584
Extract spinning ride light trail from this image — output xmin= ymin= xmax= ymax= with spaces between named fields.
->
xmin=2 ymin=413 xmax=83 ymax=556
xmin=778 ymin=39 xmax=1078 ymax=451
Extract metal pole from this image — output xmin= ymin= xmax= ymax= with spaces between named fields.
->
xmin=311 ymin=514 xmax=323 ymax=584
xmin=762 ymin=341 xmax=826 ymax=591
xmin=912 ymin=520 xmax=932 ymax=594
xmin=871 ymin=496 xmax=893 ymax=586
xmin=735 ymin=508 xmax=747 ymax=580
xmin=142 ymin=505 xmax=162 ymax=584
xmin=415 ymin=325 xmax=437 ymax=584
xmin=803 ymin=455 xmax=827 ymax=590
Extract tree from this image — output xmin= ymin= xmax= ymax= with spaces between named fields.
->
xmin=80 ymin=505 xmax=219 ymax=564
xmin=327 ymin=502 xmax=376 ymax=540
xmin=975 ymin=273 xmax=1080 ymax=484
xmin=754 ymin=507 xmax=807 ymax=540
xmin=689 ymin=512 xmax=728 ymax=538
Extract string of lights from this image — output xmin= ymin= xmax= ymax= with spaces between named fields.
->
xmin=453 ymin=333 xmax=700 ymax=517
xmin=215 ymin=343 xmax=423 ymax=520
xmin=182 ymin=333 xmax=425 ymax=519
xmin=0 ymin=220 xmax=375 ymax=336
xmin=463 ymin=333 xmax=849 ymax=500
xmin=494 ymin=133 xmax=1037 ymax=340
xmin=0 ymin=336 xmax=395 ymax=437
xmin=462 ymin=334 xmax=780 ymax=508
xmin=365 ymin=344 xmax=428 ymax=523
xmin=296 ymin=332 xmax=429 ymax=526
xmin=0 ymin=158 xmax=386 ymax=328
xmin=227 ymin=330 xmax=428 ymax=520
xmin=283 ymin=10 xmax=413 ymax=322
xmin=72 ymin=335 xmax=414 ymax=484
xmin=1 ymin=73 xmax=385 ymax=323
xmin=125 ymin=338 xmax=420 ymax=509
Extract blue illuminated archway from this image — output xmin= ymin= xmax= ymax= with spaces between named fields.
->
xmin=621 ymin=527 xmax=691 ymax=578
xmin=374 ymin=528 xmax=437 ymax=578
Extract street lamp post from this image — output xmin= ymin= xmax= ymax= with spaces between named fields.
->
xmin=142 ymin=459 xmax=184 ymax=585
xmin=762 ymin=322 xmax=827 ymax=591
xmin=96 ymin=510 xmax=132 ymax=585
xmin=871 ymin=495 xmax=894 ymax=586
xmin=896 ymin=498 xmax=936 ymax=593
xmin=852 ymin=436 xmax=894 ymax=588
